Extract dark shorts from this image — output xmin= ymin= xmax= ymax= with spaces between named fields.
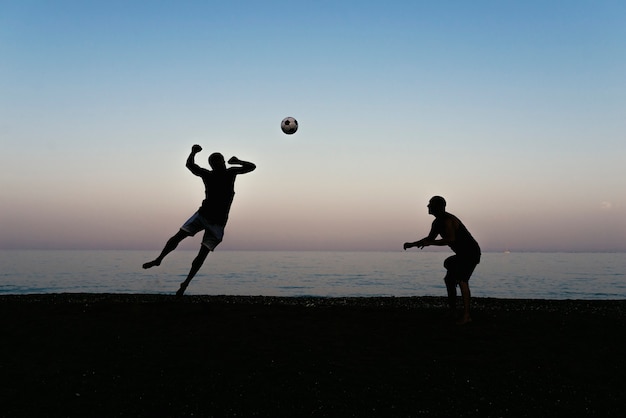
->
xmin=180 ymin=212 xmax=224 ymax=250
xmin=443 ymin=254 xmax=480 ymax=282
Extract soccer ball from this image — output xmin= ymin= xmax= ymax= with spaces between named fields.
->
xmin=281 ymin=117 xmax=298 ymax=135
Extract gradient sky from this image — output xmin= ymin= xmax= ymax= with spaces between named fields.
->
xmin=1 ymin=0 xmax=625 ymax=252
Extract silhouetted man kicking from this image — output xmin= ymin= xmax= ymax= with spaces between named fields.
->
xmin=403 ymin=196 xmax=481 ymax=325
xmin=143 ymin=144 xmax=256 ymax=296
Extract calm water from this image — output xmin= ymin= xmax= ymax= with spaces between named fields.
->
xmin=0 ymin=250 xmax=624 ymax=300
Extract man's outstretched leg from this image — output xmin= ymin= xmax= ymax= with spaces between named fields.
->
xmin=143 ymin=230 xmax=190 ymax=269
xmin=176 ymin=245 xmax=211 ymax=297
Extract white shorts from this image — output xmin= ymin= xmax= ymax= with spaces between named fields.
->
xmin=180 ymin=212 xmax=225 ymax=250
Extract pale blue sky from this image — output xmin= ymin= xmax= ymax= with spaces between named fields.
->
xmin=1 ymin=0 xmax=625 ymax=251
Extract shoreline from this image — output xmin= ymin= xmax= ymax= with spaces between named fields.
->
xmin=2 ymin=294 xmax=625 ymax=416
xmin=3 ymin=291 xmax=626 ymax=301
xmin=2 ymin=292 xmax=625 ymax=313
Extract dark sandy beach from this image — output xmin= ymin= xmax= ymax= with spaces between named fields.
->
xmin=1 ymin=294 xmax=625 ymax=417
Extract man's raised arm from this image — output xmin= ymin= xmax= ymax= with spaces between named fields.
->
xmin=186 ymin=144 xmax=204 ymax=175
xmin=228 ymin=156 xmax=256 ymax=174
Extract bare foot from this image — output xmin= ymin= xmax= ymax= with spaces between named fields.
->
xmin=142 ymin=260 xmax=161 ymax=269
xmin=176 ymin=283 xmax=187 ymax=297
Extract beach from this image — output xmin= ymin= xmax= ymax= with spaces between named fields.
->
xmin=1 ymin=294 xmax=625 ymax=417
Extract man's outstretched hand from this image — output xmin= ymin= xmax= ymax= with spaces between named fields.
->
xmin=192 ymin=144 xmax=202 ymax=153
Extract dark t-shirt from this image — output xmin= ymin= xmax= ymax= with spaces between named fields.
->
xmin=431 ymin=212 xmax=481 ymax=259
xmin=196 ymin=169 xmax=237 ymax=226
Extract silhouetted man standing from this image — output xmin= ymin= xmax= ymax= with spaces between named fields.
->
xmin=404 ymin=196 xmax=480 ymax=324
xmin=143 ymin=144 xmax=256 ymax=296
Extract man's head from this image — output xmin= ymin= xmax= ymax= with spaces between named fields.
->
xmin=427 ymin=196 xmax=446 ymax=216
xmin=209 ymin=152 xmax=226 ymax=171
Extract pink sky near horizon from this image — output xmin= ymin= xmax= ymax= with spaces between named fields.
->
xmin=2 ymin=150 xmax=624 ymax=252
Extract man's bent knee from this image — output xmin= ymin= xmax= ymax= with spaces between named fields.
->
xmin=444 ymin=274 xmax=457 ymax=287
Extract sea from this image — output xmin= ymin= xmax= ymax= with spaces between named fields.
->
xmin=0 ymin=250 xmax=625 ymax=300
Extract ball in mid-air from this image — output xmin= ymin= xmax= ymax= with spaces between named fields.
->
xmin=281 ymin=117 xmax=298 ymax=135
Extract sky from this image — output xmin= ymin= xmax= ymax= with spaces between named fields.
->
xmin=1 ymin=0 xmax=625 ymax=252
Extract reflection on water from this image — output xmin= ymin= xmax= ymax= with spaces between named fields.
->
xmin=0 ymin=250 xmax=625 ymax=300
